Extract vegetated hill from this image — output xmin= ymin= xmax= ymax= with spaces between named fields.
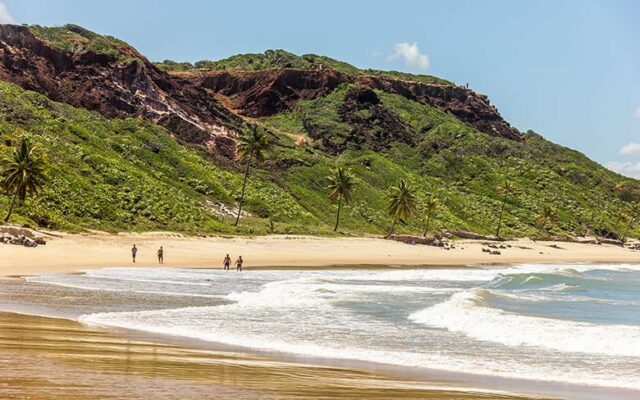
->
xmin=0 ymin=24 xmax=638 ymax=238
xmin=0 ymin=24 xmax=243 ymax=158
xmin=156 ymin=49 xmax=451 ymax=85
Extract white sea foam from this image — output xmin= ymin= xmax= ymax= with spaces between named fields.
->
xmin=24 ymin=264 xmax=640 ymax=391
xmin=409 ymin=288 xmax=640 ymax=357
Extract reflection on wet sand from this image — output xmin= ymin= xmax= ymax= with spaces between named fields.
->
xmin=0 ymin=312 xmax=534 ymax=399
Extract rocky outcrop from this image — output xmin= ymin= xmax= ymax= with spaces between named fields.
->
xmin=334 ymin=87 xmax=415 ymax=152
xmin=356 ymin=75 xmax=521 ymax=140
xmin=198 ymin=68 xmax=345 ymax=116
xmin=0 ymin=25 xmax=243 ymax=156
xmin=192 ymin=68 xmax=522 ymax=141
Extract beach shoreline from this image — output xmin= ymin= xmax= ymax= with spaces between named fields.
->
xmin=0 ymin=310 xmax=544 ymax=400
xmin=2 ymin=232 xmax=639 ymax=399
xmin=2 ymin=231 xmax=639 ymax=277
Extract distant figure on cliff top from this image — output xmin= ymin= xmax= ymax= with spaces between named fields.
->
xmin=157 ymin=246 xmax=164 ymax=264
xmin=131 ymin=244 xmax=138 ymax=263
xmin=235 ymin=256 xmax=243 ymax=272
xmin=223 ymin=254 xmax=231 ymax=270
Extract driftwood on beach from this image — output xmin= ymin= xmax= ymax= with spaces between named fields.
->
xmin=446 ymin=230 xmax=507 ymax=242
xmin=530 ymin=235 xmax=625 ymax=247
xmin=388 ymin=234 xmax=444 ymax=247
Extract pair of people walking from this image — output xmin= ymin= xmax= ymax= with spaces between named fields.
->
xmin=131 ymin=244 xmax=164 ymax=264
xmin=223 ymin=254 xmax=243 ymax=271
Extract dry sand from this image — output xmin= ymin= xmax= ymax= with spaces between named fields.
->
xmin=1 ymin=231 xmax=639 ymax=276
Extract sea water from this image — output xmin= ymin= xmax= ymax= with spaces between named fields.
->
xmin=5 ymin=264 xmax=639 ymax=396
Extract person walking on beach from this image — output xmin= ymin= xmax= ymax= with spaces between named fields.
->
xmin=235 ymin=256 xmax=243 ymax=272
xmin=157 ymin=246 xmax=164 ymax=264
xmin=223 ymin=254 xmax=231 ymax=270
xmin=131 ymin=244 xmax=138 ymax=263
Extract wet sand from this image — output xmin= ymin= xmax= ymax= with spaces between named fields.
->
xmin=0 ymin=312 xmax=538 ymax=399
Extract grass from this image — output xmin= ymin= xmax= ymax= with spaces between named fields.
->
xmin=1 ymin=60 xmax=638 ymax=238
xmin=29 ymin=24 xmax=142 ymax=64
xmin=154 ymin=50 xmax=452 ymax=85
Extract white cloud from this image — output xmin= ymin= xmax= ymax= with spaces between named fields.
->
xmin=389 ymin=42 xmax=430 ymax=70
xmin=605 ymin=161 xmax=640 ymax=179
xmin=0 ymin=2 xmax=14 ymax=24
xmin=620 ymin=142 xmax=640 ymax=155
xmin=634 ymin=108 xmax=640 ymax=118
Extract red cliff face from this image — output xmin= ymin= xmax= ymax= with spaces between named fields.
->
xmin=0 ymin=25 xmax=242 ymax=158
xmin=192 ymin=69 xmax=522 ymax=141
xmin=0 ymin=24 xmax=521 ymax=159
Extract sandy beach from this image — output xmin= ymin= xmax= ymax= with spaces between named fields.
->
xmin=2 ymin=232 xmax=639 ymax=399
xmin=0 ymin=311 xmax=538 ymax=400
xmin=1 ymin=231 xmax=639 ymax=276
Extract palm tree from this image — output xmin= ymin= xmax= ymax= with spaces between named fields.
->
xmin=535 ymin=205 xmax=557 ymax=233
xmin=386 ymin=179 xmax=416 ymax=238
xmin=234 ymin=126 xmax=273 ymax=226
xmin=2 ymin=138 xmax=47 ymax=222
xmin=622 ymin=203 xmax=640 ymax=241
xmin=326 ymin=167 xmax=356 ymax=231
xmin=422 ymin=196 xmax=438 ymax=237
xmin=495 ymin=181 xmax=513 ymax=237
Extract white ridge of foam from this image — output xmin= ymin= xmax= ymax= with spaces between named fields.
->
xmin=409 ymin=288 xmax=640 ymax=357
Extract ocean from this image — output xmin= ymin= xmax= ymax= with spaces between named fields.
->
xmin=2 ymin=263 xmax=639 ymax=398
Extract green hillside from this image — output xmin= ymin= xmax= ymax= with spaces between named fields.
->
xmin=29 ymin=24 xmax=142 ymax=64
xmin=155 ymin=49 xmax=451 ymax=85
xmin=0 ymin=79 xmax=638 ymax=238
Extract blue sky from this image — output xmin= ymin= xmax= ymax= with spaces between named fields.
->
xmin=3 ymin=0 xmax=640 ymax=176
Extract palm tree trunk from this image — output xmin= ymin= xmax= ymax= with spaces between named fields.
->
xmin=234 ymin=152 xmax=253 ymax=227
xmin=423 ymin=210 xmax=431 ymax=237
xmin=495 ymin=194 xmax=507 ymax=237
xmin=385 ymin=217 xmax=398 ymax=239
xmin=333 ymin=194 xmax=342 ymax=232
xmin=622 ymin=218 xmax=634 ymax=241
xmin=4 ymin=192 xmax=17 ymax=222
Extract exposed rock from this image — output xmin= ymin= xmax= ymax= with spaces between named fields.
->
xmin=0 ymin=25 xmax=243 ymax=157
xmin=202 ymin=200 xmax=251 ymax=219
xmin=331 ymin=87 xmax=415 ymax=153
xmin=198 ymin=69 xmax=345 ymax=116
xmin=192 ymin=68 xmax=521 ymax=141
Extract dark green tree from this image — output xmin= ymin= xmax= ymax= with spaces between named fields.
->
xmin=422 ymin=196 xmax=438 ymax=237
xmin=326 ymin=167 xmax=356 ymax=231
xmin=2 ymin=138 xmax=47 ymax=222
xmin=234 ymin=126 xmax=273 ymax=226
xmin=495 ymin=181 xmax=513 ymax=237
xmin=386 ymin=179 xmax=416 ymax=238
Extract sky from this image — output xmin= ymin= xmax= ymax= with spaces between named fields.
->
xmin=2 ymin=0 xmax=639 ymax=176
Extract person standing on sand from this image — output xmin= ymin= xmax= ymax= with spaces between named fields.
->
xmin=131 ymin=244 xmax=138 ymax=263
xmin=157 ymin=246 xmax=164 ymax=264
xmin=235 ymin=256 xmax=243 ymax=272
xmin=223 ymin=254 xmax=231 ymax=270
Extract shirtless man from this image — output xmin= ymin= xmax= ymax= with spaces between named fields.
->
xmin=235 ymin=256 xmax=243 ymax=272
xmin=157 ymin=246 xmax=164 ymax=264
xmin=131 ymin=244 xmax=138 ymax=263
xmin=223 ymin=254 xmax=231 ymax=270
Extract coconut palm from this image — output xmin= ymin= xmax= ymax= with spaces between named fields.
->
xmin=234 ymin=126 xmax=273 ymax=226
xmin=535 ymin=205 xmax=557 ymax=233
xmin=386 ymin=179 xmax=416 ymax=238
xmin=422 ymin=196 xmax=438 ymax=237
xmin=326 ymin=167 xmax=356 ymax=231
xmin=495 ymin=180 xmax=513 ymax=237
xmin=2 ymin=138 xmax=47 ymax=222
